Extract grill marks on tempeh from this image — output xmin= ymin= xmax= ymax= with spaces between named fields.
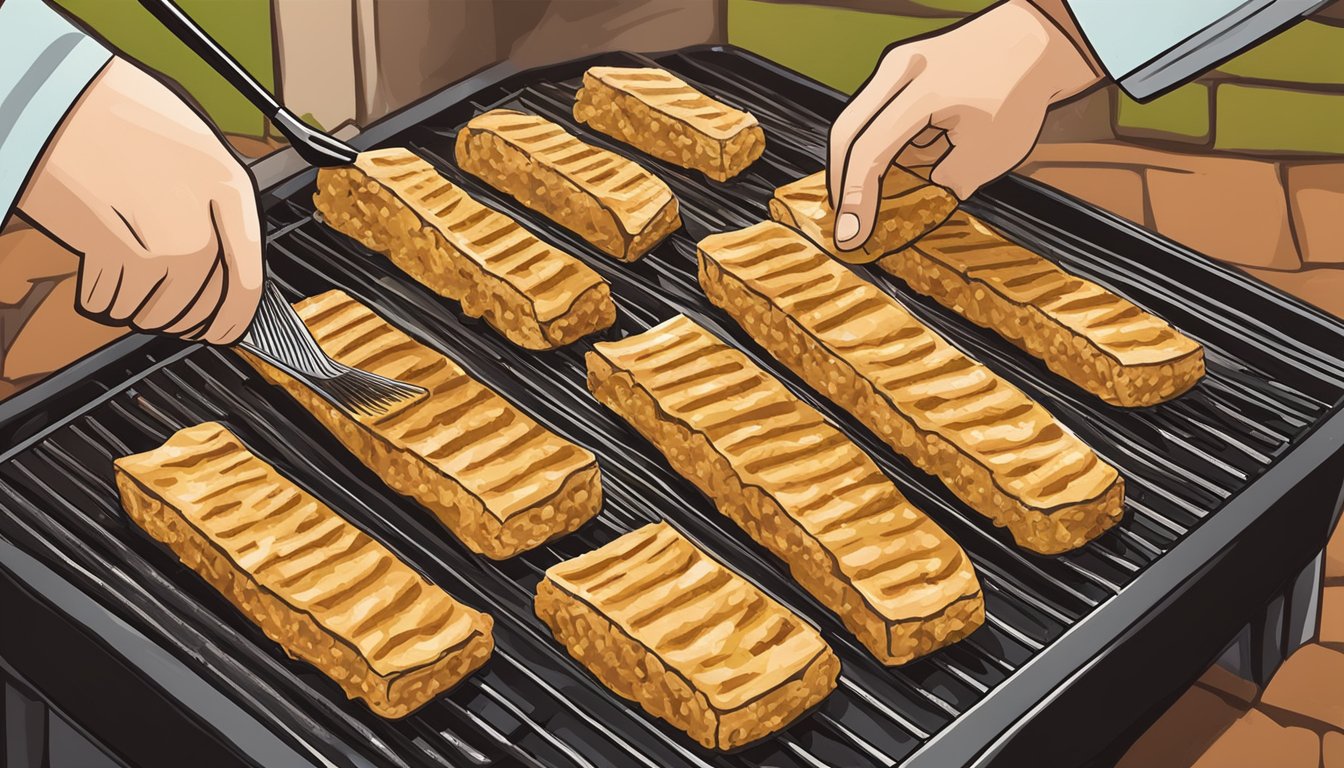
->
xmin=573 ymin=66 xmax=765 ymax=182
xmin=238 ymin=290 xmax=602 ymax=559
xmin=586 ymin=315 xmax=984 ymax=664
xmin=114 ymin=422 xmax=494 ymax=719
xmin=315 ymin=148 xmax=614 ymax=350
xmin=769 ymin=166 xmax=957 ymax=264
xmin=698 ymin=221 xmax=1124 ymax=554
xmin=535 ymin=521 xmax=839 ymax=750
xmin=881 ymin=212 xmax=1206 ymax=406
xmin=455 ymin=109 xmax=681 ymax=261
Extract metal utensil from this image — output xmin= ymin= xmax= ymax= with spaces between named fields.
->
xmin=136 ymin=0 xmax=424 ymax=414
xmin=239 ymin=282 xmax=426 ymax=417
xmin=136 ymin=0 xmax=358 ymax=167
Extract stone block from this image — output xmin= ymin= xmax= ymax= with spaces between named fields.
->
xmin=1 ymin=277 xmax=125 ymax=383
xmin=1239 ymin=265 xmax=1344 ymax=319
xmin=1329 ymin=517 xmax=1344 ymax=583
xmin=1022 ymin=165 xmax=1147 ymax=225
xmin=739 ymin=0 xmax=980 ymax=18
xmin=354 ymin=0 xmax=499 ymax=124
xmin=502 ymin=0 xmax=725 ymax=70
xmin=1192 ymin=709 xmax=1319 ymax=768
xmin=1326 ymin=731 xmax=1344 ymax=768
xmin=1259 ymin=643 xmax=1344 ymax=731
xmin=1146 ymin=156 xmax=1300 ymax=270
xmin=0 ymin=227 xmax=78 ymax=307
xmin=1322 ymin=586 xmax=1344 ymax=648
xmin=1286 ymin=162 xmax=1344 ymax=264
xmin=0 ymin=378 xmax=23 ymax=402
xmin=1116 ymin=686 xmax=1243 ymax=768
xmin=1195 ymin=663 xmax=1260 ymax=709
xmin=1039 ymin=86 xmax=1118 ymax=144
xmin=1316 ymin=0 xmax=1344 ymax=27
xmin=1115 ymin=82 xmax=1211 ymax=144
xmin=273 ymin=0 xmax=357 ymax=133
xmin=1216 ymin=84 xmax=1344 ymax=155
xmin=1218 ymin=20 xmax=1344 ymax=85
xmin=1021 ymin=139 xmax=1229 ymax=171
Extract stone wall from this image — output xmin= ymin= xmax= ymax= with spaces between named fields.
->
xmin=0 ymin=223 xmax=125 ymax=401
xmin=731 ymin=0 xmax=1344 ymax=317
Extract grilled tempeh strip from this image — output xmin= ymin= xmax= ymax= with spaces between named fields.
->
xmin=238 ymin=290 xmax=602 ymax=559
xmin=770 ymin=166 xmax=957 ymax=264
xmin=573 ymin=66 xmax=765 ymax=182
xmin=115 ymin=422 xmax=494 ymax=718
xmin=587 ymin=315 xmax=983 ymax=664
xmin=314 ymin=148 xmax=615 ymax=350
xmin=455 ymin=109 xmax=681 ymax=262
xmin=882 ymin=212 xmax=1205 ymax=406
xmin=535 ymin=521 xmax=839 ymax=750
xmin=698 ymin=222 xmax=1124 ymax=554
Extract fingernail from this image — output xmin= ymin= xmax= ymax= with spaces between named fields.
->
xmin=835 ymin=212 xmax=860 ymax=243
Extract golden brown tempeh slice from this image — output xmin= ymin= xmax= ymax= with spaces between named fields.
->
xmin=881 ymin=212 xmax=1206 ymax=407
xmin=573 ymin=66 xmax=765 ymax=182
xmin=586 ymin=315 xmax=984 ymax=664
xmin=769 ymin=166 xmax=957 ymax=264
xmin=238 ymin=290 xmax=601 ymax=559
xmin=314 ymin=148 xmax=614 ymax=350
xmin=114 ymin=422 xmax=494 ymax=719
xmin=698 ymin=222 xmax=1124 ymax=554
xmin=535 ymin=521 xmax=839 ymax=750
xmin=455 ymin=109 xmax=681 ymax=262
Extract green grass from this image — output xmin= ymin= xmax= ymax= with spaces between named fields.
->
xmin=1216 ymin=84 xmax=1344 ymax=154
xmin=728 ymin=0 xmax=959 ymax=94
xmin=56 ymin=0 xmax=273 ymax=137
xmin=1115 ymin=83 xmax=1210 ymax=142
xmin=1218 ymin=20 xmax=1344 ymax=85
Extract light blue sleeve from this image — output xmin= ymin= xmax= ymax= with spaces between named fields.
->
xmin=1066 ymin=0 xmax=1327 ymax=100
xmin=0 ymin=0 xmax=112 ymax=224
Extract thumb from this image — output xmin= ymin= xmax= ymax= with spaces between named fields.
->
xmin=833 ymin=163 xmax=883 ymax=252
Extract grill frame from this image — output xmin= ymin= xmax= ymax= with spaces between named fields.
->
xmin=2 ymin=45 xmax=1343 ymax=768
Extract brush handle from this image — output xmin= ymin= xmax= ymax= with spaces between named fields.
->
xmin=136 ymin=0 xmax=358 ymax=166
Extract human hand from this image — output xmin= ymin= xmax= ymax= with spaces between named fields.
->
xmin=827 ymin=0 xmax=1102 ymax=251
xmin=17 ymin=57 xmax=263 ymax=344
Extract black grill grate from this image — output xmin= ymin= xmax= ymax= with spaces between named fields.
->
xmin=2 ymin=47 xmax=1343 ymax=768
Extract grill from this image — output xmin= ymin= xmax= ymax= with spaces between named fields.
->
xmin=3 ymin=46 xmax=1344 ymax=768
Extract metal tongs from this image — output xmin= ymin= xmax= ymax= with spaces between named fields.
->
xmin=138 ymin=0 xmax=426 ymax=417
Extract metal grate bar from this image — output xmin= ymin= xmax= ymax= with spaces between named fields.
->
xmin=1 ymin=47 xmax=1339 ymax=768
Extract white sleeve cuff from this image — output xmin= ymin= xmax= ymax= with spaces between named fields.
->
xmin=0 ymin=0 xmax=112 ymax=224
xmin=1067 ymin=0 xmax=1326 ymax=100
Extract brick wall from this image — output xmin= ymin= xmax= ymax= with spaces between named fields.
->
xmin=731 ymin=0 xmax=1344 ymax=317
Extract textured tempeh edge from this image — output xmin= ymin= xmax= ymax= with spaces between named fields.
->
xmin=455 ymin=110 xmax=681 ymax=262
xmin=236 ymin=295 xmax=602 ymax=560
xmin=698 ymin=238 xmax=1124 ymax=555
xmin=534 ymin=523 xmax=840 ymax=750
xmin=879 ymin=215 xmax=1206 ymax=407
xmin=114 ymin=430 xmax=494 ymax=719
xmin=585 ymin=323 xmax=984 ymax=665
xmin=769 ymin=167 xmax=957 ymax=264
xmin=573 ymin=69 xmax=766 ymax=182
xmin=313 ymin=151 xmax=615 ymax=350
